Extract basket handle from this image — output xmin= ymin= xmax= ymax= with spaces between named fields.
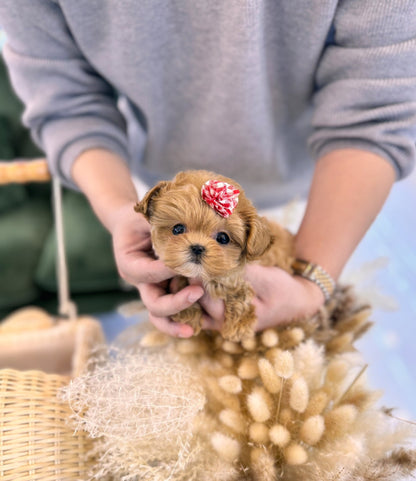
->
xmin=0 ymin=158 xmax=51 ymax=184
xmin=0 ymin=158 xmax=77 ymax=320
xmin=52 ymin=177 xmax=78 ymax=320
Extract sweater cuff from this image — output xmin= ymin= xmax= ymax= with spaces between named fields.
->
xmin=40 ymin=116 xmax=130 ymax=190
xmin=57 ymin=135 xmax=131 ymax=190
xmin=310 ymin=139 xmax=403 ymax=181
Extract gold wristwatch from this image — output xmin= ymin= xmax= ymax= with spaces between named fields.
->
xmin=291 ymin=259 xmax=335 ymax=302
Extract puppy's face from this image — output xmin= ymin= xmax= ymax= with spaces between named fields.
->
xmin=135 ymin=171 xmax=273 ymax=282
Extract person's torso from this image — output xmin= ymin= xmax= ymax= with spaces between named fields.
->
xmin=59 ymin=0 xmax=336 ymax=206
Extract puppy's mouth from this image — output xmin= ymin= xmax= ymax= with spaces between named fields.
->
xmin=162 ymin=244 xmax=207 ymax=279
xmin=173 ymin=261 xmax=206 ymax=279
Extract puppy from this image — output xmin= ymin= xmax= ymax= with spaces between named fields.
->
xmin=135 ymin=170 xmax=294 ymax=341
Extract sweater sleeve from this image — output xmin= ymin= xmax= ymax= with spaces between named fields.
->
xmin=0 ymin=0 xmax=130 ymax=189
xmin=309 ymin=0 xmax=416 ymax=179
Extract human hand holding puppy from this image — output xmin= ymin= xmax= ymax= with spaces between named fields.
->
xmin=111 ymin=204 xmax=206 ymax=338
xmin=71 ymin=149 xmax=205 ymax=338
xmin=197 ymin=264 xmax=324 ymax=333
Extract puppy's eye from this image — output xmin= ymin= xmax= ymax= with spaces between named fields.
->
xmin=172 ymin=224 xmax=186 ymax=235
xmin=216 ymin=232 xmax=230 ymax=245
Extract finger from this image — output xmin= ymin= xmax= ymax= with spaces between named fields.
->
xmin=139 ymin=282 xmax=204 ymax=318
xmin=188 ymin=278 xmax=204 ymax=288
xmin=125 ymin=256 xmax=176 ymax=284
xmin=148 ymin=313 xmax=194 ymax=338
xmin=169 ymin=276 xmax=185 ymax=294
xmin=201 ymin=313 xmax=223 ymax=331
xmin=198 ymin=293 xmax=225 ymax=325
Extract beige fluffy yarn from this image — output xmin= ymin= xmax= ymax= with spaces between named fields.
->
xmin=61 ymin=347 xmax=207 ymax=481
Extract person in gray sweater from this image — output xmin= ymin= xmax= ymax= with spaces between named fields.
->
xmin=1 ymin=1 xmax=415 ymax=336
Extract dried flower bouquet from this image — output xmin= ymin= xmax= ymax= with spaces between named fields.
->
xmin=62 ymin=286 xmax=416 ymax=481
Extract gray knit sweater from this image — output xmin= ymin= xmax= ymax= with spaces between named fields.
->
xmin=1 ymin=1 xmax=416 ymax=206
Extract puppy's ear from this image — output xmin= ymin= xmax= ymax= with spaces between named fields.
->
xmin=245 ymin=215 xmax=274 ymax=261
xmin=134 ymin=181 xmax=170 ymax=219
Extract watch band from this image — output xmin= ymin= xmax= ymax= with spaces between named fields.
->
xmin=291 ymin=259 xmax=335 ymax=302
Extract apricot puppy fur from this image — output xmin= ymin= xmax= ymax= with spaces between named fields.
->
xmin=135 ymin=170 xmax=294 ymax=341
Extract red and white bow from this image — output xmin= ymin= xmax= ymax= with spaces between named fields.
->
xmin=201 ymin=179 xmax=240 ymax=218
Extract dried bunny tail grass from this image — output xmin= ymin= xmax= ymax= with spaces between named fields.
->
xmin=249 ymin=423 xmax=270 ymax=444
xmin=222 ymin=340 xmax=244 ymax=354
xmin=247 ymin=387 xmax=273 ymax=423
xmin=261 ymin=329 xmax=279 ymax=348
xmin=264 ymin=347 xmax=283 ymax=367
xmin=274 ymin=350 xmax=295 ymax=379
xmin=219 ymin=375 xmax=243 ymax=394
xmin=205 ymin=376 xmax=241 ymax=412
xmin=358 ymin=409 xmax=416 ymax=461
xmin=324 ymin=404 xmax=358 ymax=439
xmin=175 ymin=338 xmax=207 ymax=355
xmin=219 ymin=409 xmax=246 ymax=434
xmin=217 ymin=353 xmax=235 ymax=368
xmin=303 ymin=390 xmax=329 ymax=417
xmin=326 ymin=332 xmax=355 ymax=353
xmin=279 ymin=408 xmax=295 ymax=427
xmin=269 ymin=424 xmax=291 ymax=448
xmin=299 ymin=415 xmax=325 ymax=445
xmin=354 ymin=448 xmax=416 ymax=481
xmin=335 ymin=307 xmax=372 ymax=335
xmin=211 ymin=432 xmax=241 ymax=462
xmin=84 ymin=285 xmax=415 ymax=480
xmin=325 ymin=358 xmax=350 ymax=385
xmin=319 ymin=302 xmax=373 ymax=355
xmin=289 ymin=376 xmax=309 ymax=413
xmin=238 ymin=357 xmax=259 ymax=379
xmin=279 ymin=327 xmax=305 ymax=349
xmin=328 ymin=285 xmax=359 ymax=323
xmin=292 ymin=434 xmax=367 ymax=481
xmin=250 ymin=447 xmax=278 ymax=481
xmin=293 ymin=339 xmax=325 ymax=389
xmin=284 ymin=443 xmax=308 ymax=465
xmin=241 ymin=336 xmax=257 ymax=351
xmin=258 ymin=358 xmax=282 ymax=394
xmin=341 ymin=387 xmax=383 ymax=412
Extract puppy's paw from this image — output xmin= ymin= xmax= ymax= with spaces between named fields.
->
xmin=221 ymin=304 xmax=256 ymax=342
xmin=172 ymin=304 xmax=203 ymax=336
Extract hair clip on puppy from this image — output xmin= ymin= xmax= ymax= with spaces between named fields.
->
xmin=201 ymin=179 xmax=240 ymax=218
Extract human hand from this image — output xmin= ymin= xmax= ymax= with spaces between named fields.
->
xmin=198 ymin=263 xmax=325 ymax=333
xmin=110 ymin=203 xmax=204 ymax=337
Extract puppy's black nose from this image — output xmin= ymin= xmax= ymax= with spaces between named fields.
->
xmin=190 ymin=244 xmax=205 ymax=262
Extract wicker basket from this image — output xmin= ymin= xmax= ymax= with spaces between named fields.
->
xmin=0 ymin=370 xmax=91 ymax=481
xmin=0 ymin=160 xmax=105 ymax=480
xmin=0 ymin=311 xmax=105 ymax=481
